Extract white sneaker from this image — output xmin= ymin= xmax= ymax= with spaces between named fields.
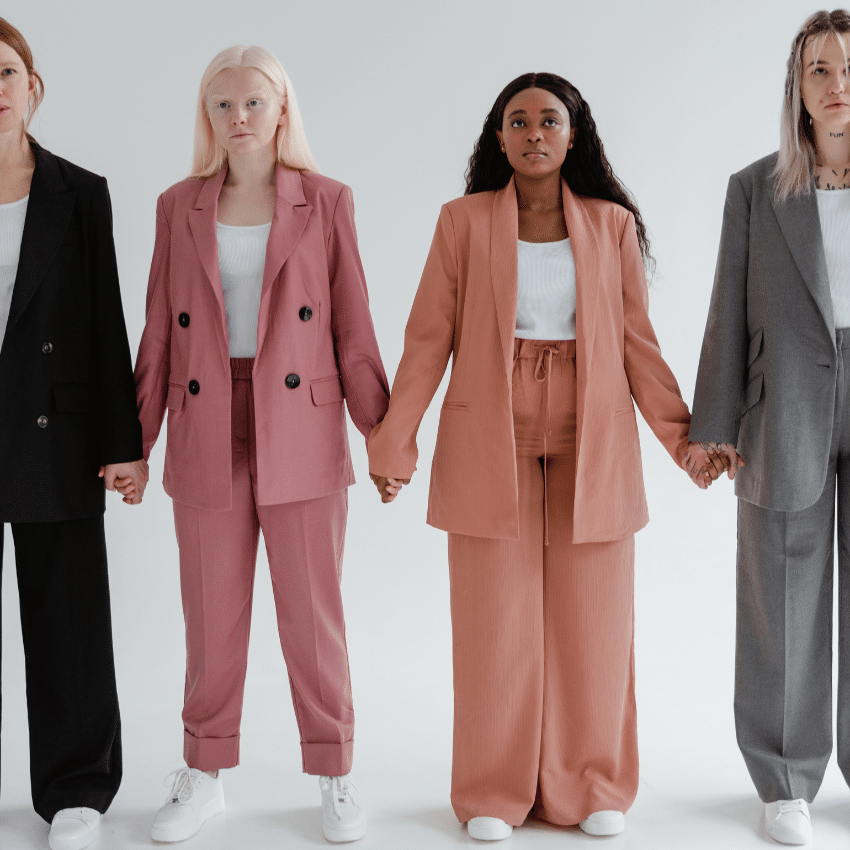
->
xmin=579 ymin=810 xmax=626 ymax=836
xmin=151 ymin=767 xmax=225 ymax=842
xmin=467 ymin=816 xmax=513 ymax=840
xmin=764 ymin=799 xmax=812 ymax=845
xmin=48 ymin=808 xmax=101 ymax=850
xmin=319 ymin=774 xmax=367 ymax=842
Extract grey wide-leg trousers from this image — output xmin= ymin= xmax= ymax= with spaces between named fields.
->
xmin=736 ymin=329 xmax=850 ymax=803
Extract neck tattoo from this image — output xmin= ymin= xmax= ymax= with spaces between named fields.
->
xmin=816 ymin=166 xmax=850 ymax=190
xmin=830 ymin=131 xmax=845 ymax=138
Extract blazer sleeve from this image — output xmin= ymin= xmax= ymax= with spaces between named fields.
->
xmin=367 ymin=204 xmax=458 ymax=479
xmin=688 ymin=174 xmax=750 ymax=446
xmin=327 ymin=185 xmax=390 ymax=440
xmin=619 ymin=211 xmax=691 ymax=467
xmin=133 ymin=194 xmax=173 ymax=462
xmin=88 ymin=176 xmax=144 ymax=464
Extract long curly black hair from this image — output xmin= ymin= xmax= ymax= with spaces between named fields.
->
xmin=465 ymin=72 xmax=653 ymax=267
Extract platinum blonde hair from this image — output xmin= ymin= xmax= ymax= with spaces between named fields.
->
xmin=774 ymin=9 xmax=850 ymax=200
xmin=190 ymin=45 xmax=318 ymax=178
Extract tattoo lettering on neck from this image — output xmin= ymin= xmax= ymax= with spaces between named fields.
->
xmin=830 ymin=131 xmax=845 ymax=137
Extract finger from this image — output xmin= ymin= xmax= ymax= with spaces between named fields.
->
xmin=98 ymin=466 xmax=105 ymax=478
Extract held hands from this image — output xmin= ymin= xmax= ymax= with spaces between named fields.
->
xmin=683 ymin=442 xmax=745 ymax=489
xmin=369 ymin=473 xmax=410 ymax=503
xmin=99 ymin=459 xmax=150 ymax=505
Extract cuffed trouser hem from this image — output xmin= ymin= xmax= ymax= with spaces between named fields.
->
xmin=184 ymin=731 xmax=240 ymax=771
xmin=302 ymin=740 xmax=353 ymax=776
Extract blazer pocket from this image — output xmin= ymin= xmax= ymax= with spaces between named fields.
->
xmin=614 ymin=404 xmax=636 ymax=417
xmin=166 ymin=383 xmax=186 ymax=412
xmin=310 ymin=375 xmax=344 ymax=406
xmin=741 ymin=373 xmax=763 ymax=415
xmin=747 ymin=328 xmax=764 ymax=368
xmin=441 ymin=401 xmax=469 ymax=411
xmin=52 ymin=383 xmax=91 ymax=413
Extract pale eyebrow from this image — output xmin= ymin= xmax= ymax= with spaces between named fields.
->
xmin=207 ymin=90 xmax=268 ymax=100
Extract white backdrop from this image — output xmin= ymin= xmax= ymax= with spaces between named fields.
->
xmin=1 ymin=2 xmax=847 ymax=849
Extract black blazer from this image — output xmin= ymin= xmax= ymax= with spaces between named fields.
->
xmin=0 ymin=143 xmax=142 ymax=523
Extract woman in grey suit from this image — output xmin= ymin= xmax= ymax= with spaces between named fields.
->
xmin=690 ymin=9 xmax=850 ymax=846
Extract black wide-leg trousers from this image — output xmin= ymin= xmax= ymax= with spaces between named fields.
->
xmin=0 ymin=516 xmax=122 ymax=822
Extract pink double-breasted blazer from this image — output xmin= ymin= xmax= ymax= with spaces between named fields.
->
xmin=135 ymin=164 xmax=389 ymax=510
xmin=368 ymin=178 xmax=690 ymax=544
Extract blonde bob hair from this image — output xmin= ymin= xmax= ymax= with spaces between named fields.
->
xmin=774 ymin=9 xmax=850 ymax=200
xmin=190 ymin=45 xmax=318 ymax=178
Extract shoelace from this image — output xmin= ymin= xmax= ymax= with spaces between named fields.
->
xmin=56 ymin=808 xmax=87 ymax=821
xmin=320 ymin=775 xmax=352 ymax=819
xmin=163 ymin=768 xmax=196 ymax=804
xmin=775 ymin=800 xmax=806 ymax=816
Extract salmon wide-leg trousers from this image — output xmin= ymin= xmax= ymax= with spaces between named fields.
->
xmin=171 ymin=358 xmax=354 ymax=776
xmin=448 ymin=339 xmax=637 ymax=826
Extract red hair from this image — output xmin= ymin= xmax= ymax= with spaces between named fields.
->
xmin=0 ymin=17 xmax=44 ymax=143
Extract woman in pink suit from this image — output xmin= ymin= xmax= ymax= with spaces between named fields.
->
xmin=134 ymin=45 xmax=388 ymax=844
xmin=368 ymin=73 xmax=723 ymax=840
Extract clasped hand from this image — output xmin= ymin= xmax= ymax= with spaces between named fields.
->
xmin=369 ymin=473 xmax=409 ymax=503
xmin=98 ymin=458 xmax=150 ymax=505
xmin=683 ymin=442 xmax=745 ymax=489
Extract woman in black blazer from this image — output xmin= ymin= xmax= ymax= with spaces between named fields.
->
xmin=0 ymin=18 xmax=146 ymax=850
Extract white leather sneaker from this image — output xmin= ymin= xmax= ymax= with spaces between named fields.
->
xmin=467 ymin=816 xmax=513 ymax=840
xmin=151 ymin=767 xmax=224 ymax=842
xmin=319 ymin=774 xmax=367 ymax=842
xmin=48 ymin=808 xmax=101 ymax=850
xmin=579 ymin=810 xmax=626 ymax=836
xmin=764 ymin=799 xmax=812 ymax=845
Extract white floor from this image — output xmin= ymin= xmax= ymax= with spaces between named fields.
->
xmin=2 ymin=440 xmax=850 ymax=849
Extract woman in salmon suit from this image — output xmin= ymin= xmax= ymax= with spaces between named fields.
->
xmin=134 ymin=45 xmax=388 ymax=844
xmin=368 ymin=72 xmax=722 ymax=841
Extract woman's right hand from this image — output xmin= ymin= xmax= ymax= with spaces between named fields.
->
xmin=697 ymin=442 xmax=745 ymax=480
xmin=369 ymin=473 xmax=409 ymax=503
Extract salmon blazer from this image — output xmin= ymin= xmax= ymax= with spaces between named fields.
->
xmin=368 ymin=178 xmax=690 ymax=544
xmin=135 ymin=165 xmax=389 ymax=510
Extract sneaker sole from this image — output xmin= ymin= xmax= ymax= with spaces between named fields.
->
xmin=151 ymin=796 xmax=225 ymax=843
xmin=467 ymin=821 xmax=513 ymax=841
xmin=764 ymin=820 xmax=812 ymax=845
xmin=579 ymin=816 xmax=626 ymax=836
xmin=48 ymin=826 xmax=100 ymax=850
xmin=322 ymin=816 xmax=368 ymax=843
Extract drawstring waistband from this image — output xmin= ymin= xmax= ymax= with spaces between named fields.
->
xmin=230 ymin=357 xmax=254 ymax=379
xmin=513 ymin=339 xmax=574 ymax=547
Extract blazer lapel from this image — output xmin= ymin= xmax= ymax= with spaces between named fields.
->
xmin=561 ymin=180 xmax=599 ymax=379
xmin=7 ymin=144 xmax=76 ymax=329
xmin=490 ymin=178 xmax=519 ymax=376
xmin=256 ymin=165 xmax=311 ymax=358
xmin=771 ymin=187 xmax=835 ymax=343
xmin=188 ymin=167 xmax=230 ymax=361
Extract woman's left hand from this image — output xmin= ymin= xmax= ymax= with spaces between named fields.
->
xmin=683 ymin=442 xmax=729 ymax=489
xmin=369 ymin=473 xmax=409 ymax=503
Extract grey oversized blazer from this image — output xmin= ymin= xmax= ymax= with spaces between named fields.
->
xmin=690 ymin=152 xmax=837 ymax=512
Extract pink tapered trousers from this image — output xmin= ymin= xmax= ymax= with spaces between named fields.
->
xmin=448 ymin=339 xmax=638 ymax=826
xmin=172 ymin=358 xmax=354 ymax=775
